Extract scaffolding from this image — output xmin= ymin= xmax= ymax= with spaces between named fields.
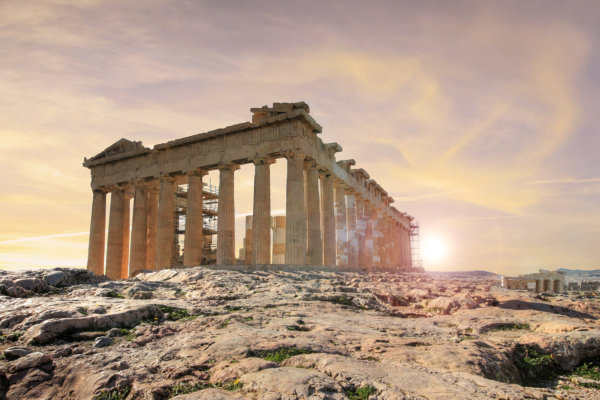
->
xmin=410 ymin=220 xmax=422 ymax=269
xmin=173 ymin=180 xmax=219 ymax=266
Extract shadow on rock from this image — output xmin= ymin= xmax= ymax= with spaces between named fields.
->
xmin=497 ymin=299 xmax=597 ymax=320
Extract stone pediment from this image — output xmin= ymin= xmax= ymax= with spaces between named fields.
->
xmin=85 ymin=138 xmax=148 ymax=164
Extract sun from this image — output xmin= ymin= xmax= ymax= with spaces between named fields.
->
xmin=421 ymin=234 xmax=448 ymax=267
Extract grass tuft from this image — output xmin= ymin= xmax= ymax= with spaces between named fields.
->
xmin=347 ymin=385 xmax=377 ymax=400
xmin=248 ymin=347 xmax=314 ymax=363
xmin=490 ymin=323 xmax=530 ymax=332
xmin=94 ymin=387 xmax=131 ymax=400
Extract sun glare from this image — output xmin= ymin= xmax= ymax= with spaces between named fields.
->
xmin=421 ymin=234 xmax=448 ymax=267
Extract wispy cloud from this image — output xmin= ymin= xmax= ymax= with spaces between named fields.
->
xmin=0 ymin=231 xmax=88 ymax=245
xmin=525 ymin=177 xmax=600 ymax=185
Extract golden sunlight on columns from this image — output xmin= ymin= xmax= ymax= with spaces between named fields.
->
xmin=306 ymin=161 xmax=322 ymax=265
xmin=217 ymin=164 xmax=239 ymax=265
xmin=406 ymin=227 xmax=413 ymax=268
xmin=146 ymin=184 xmax=158 ymax=270
xmin=252 ymin=157 xmax=274 ymax=265
xmin=129 ymin=183 xmax=148 ymax=276
xmin=399 ymin=226 xmax=406 ymax=268
xmin=285 ymin=151 xmax=307 ymax=265
xmin=121 ymin=192 xmax=131 ymax=278
xmin=346 ymin=190 xmax=358 ymax=267
xmin=87 ymin=189 xmax=106 ymax=276
xmin=355 ymin=197 xmax=366 ymax=268
xmin=271 ymin=216 xmax=286 ymax=264
xmin=184 ymin=170 xmax=207 ymax=266
xmin=243 ymin=216 xmax=253 ymax=264
xmin=320 ymin=172 xmax=336 ymax=266
xmin=364 ymin=204 xmax=374 ymax=270
xmin=106 ymin=188 xmax=126 ymax=280
xmin=334 ymin=182 xmax=348 ymax=266
xmin=392 ymin=222 xmax=400 ymax=268
xmin=372 ymin=209 xmax=382 ymax=268
xmin=155 ymin=176 xmax=175 ymax=270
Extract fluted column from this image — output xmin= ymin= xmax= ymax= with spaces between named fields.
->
xmin=394 ymin=223 xmax=401 ymax=268
xmin=155 ymin=176 xmax=175 ymax=269
xmin=252 ymin=157 xmax=274 ymax=265
xmin=306 ymin=161 xmax=322 ymax=265
xmin=320 ymin=172 xmax=336 ymax=266
xmin=146 ymin=184 xmax=158 ymax=270
xmin=372 ymin=209 xmax=382 ymax=267
xmin=365 ymin=205 xmax=375 ymax=270
xmin=244 ymin=216 xmax=253 ymax=264
xmin=406 ymin=227 xmax=412 ymax=268
xmin=271 ymin=216 xmax=286 ymax=264
xmin=106 ymin=189 xmax=126 ymax=280
xmin=121 ymin=194 xmax=131 ymax=278
xmin=356 ymin=198 xmax=366 ymax=267
xmin=87 ymin=189 xmax=106 ymax=276
xmin=334 ymin=183 xmax=348 ymax=266
xmin=184 ymin=170 xmax=207 ymax=266
xmin=217 ymin=163 xmax=239 ymax=265
xmin=285 ymin=151 xmax=307 ymax=265
xmin=129 ymin=183 xmax=148 ymax=275
xmin=346 ymin=191 xmax=358 ymax=267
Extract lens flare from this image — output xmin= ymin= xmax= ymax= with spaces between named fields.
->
xmin=421 ymin=235 xmax=448 ymax=267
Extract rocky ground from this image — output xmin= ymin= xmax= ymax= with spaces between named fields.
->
xmin=1 ymin=266 xmax=600 ymax=400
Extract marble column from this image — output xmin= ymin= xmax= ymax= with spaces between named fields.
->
xmin=217 ymin=164 xmax=239 ymax=265
xmin=306 ymin=162 xmax=322 ymax=265
xmin=334 ymin=183 xmax=348 ymax=266
xmin=346 ymin=191 xmax=358 ymax=267
xmin=146 ymin=184 xmax=158 ymax=270
xmin=129 ymin=183 xmax=148 ymax=275
xmin=252 ymin=157 xmax=274 ymax=265
xmin=365 ymin=205 xmax=375 ymax=270
xmin=121 ymin=193 xmax=131 ymax=278
xmin=320 ymin=172 xmax=336 ymax=266
xmin=405 ymin=228 xmax=412 ymax=268
xmin=285 ymin=151 xmax=307 ymax=265
xmin=244 ymin=216 xmax=253 ymax=264
xmin=106 ymin=189 xmax=126 ymax=280
xmin=87 ymin=189 xmax=106 ymax=276
xmin=184 ymin=170 xmax=207 ymax=266
xmin=155 ymin=176 xmax=175 ymax=269
xmin=356 ymin=198 xmax=366 ymax=268
xmin=271 ymin=216 xmax=286 ymax=264
xmin=372 ymin=209 xmax=382 ymax=267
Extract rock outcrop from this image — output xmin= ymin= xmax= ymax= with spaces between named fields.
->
xmin=0 ymin=266 xmax=598 ymax=399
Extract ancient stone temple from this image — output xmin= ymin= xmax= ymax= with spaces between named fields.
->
xmin=83 ymin=102 xmax=416 ymax=279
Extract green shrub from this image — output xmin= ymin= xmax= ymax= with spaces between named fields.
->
xmin=248 ymin=347 xmax=313 ymax=363
xmin=94 ymin=387 xmax=131 ymax=400
xmin=347 ymin=385 xmax=377 ymax=400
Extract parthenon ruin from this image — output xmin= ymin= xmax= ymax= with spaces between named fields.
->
xmin=84 ymin=102 xmax=417 ymax=279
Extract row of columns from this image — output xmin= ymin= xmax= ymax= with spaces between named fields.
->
xmin=87 ymin=154 xmax=412 ymax=279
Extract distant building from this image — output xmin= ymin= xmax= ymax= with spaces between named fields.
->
xmin=501 ymin=269 xmax=565 ymax=293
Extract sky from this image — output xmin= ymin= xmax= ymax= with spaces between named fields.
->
xmin=0 ymin=0 xmax=599 ymax=275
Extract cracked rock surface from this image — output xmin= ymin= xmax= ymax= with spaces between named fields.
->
xmin=0 ymin=266 xmax=599 ymax=399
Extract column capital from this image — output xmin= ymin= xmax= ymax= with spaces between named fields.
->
xmin=218 ymin=163 xmax=240 ymax=172
xmin=282 ymin=149 xmax=306 ymax=160
xmin=158 ymin=174 xmax=176 ymax=183
xmin=252 ymin=156 xmax=276 ymax=166
xmin=304 ymin=157 xmax=319 ymax=168
xmin=185 ymin=168 xmax=209 ymax=177
xmin=92 ymin=187 xmax=109 ymax=194
xmin=106 ymin=183 xmax=130 ymax=192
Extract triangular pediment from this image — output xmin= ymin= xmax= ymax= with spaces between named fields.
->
xmin=87 ymin=138 xmax=146 ymax=162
